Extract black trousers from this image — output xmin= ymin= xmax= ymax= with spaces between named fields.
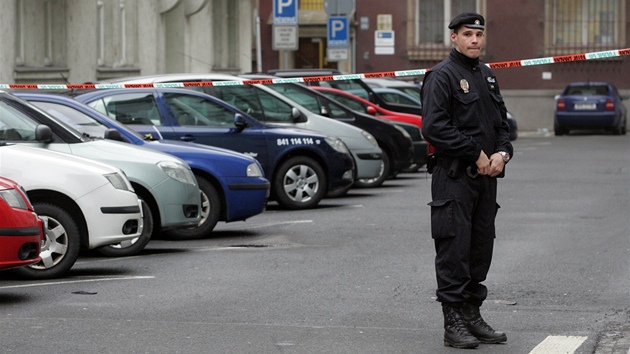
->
xmin=429 ymin=165 xmax=498 ymax=305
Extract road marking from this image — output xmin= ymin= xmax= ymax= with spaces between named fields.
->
xmin=0 ymin=276 xmax=154 ymax=289
xmin=530 ymin=335 xmax=587 ymax=354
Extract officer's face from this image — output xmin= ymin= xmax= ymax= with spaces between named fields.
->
xmin=451 ymin=27 xmax=485 ymax=59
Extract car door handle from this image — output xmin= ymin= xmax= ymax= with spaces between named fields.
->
xmin=180 ymin=135 xmax=196 ymax=142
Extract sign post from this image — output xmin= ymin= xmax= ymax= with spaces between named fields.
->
xmin=327 ymin=16 xmax=349 ymax=61
xmin=272 ymin=0 xmax=299 ymax=68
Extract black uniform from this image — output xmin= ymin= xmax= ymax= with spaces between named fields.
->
xmin=421 ymin=48 xmax=513 ymax=306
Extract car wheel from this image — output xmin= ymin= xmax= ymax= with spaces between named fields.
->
xmin=354 ymin=151 xmax=390 ymax=188
xmin=273 ymin=156 xmax=326 ymax=210
xmin=15 ymin=203 xmax=81 ymax=279
xmin=96 ymin=199 xmax=153 ymax=257
xmin=165 ymin=175 xmax=220 ymax=240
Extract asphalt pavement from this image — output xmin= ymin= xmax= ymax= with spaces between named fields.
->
xmin=0 ymin=132 xmax=628 ymax=354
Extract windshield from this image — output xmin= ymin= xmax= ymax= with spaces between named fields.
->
xmin=31 ymin=101 xmax=145 ymax=140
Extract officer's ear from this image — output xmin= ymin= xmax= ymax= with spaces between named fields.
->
xmin=450 ymin=31 xmax=457 ymax=42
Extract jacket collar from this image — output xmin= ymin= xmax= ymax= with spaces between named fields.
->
xmin=449 ymin=48 xmax=480 ymax=71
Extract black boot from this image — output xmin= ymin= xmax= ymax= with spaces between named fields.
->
xmin=442 ymin=305 xmax=479 ymax=349
xmin=461 ymin=302 xmax=507 ymax=344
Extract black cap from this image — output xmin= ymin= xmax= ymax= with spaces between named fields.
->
xmin=448 ymin=12 xmax=485 ymax=30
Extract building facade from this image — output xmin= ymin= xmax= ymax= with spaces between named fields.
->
xmin=0 ymin=0 xmax=255 ymax=84
xmin=258 ymin=0 xmax=630 ymax=131
xmin=0 ymin=0 xmax=627 ymax=131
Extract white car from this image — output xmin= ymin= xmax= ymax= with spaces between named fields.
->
xmin=0 ymin=144 xmax=143 ymax=279
xmin=0 ymin=92 xmax=202 ymax=257
xmin=98 ymin=73 xmax=384 ymax=194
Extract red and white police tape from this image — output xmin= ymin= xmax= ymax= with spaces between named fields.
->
xmin=2 ymin=47 xmax=629 ymax=90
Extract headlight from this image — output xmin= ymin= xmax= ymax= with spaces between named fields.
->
xmin=246 ymin=162 xmax=263 ymax=177
xmin=325 ymin=136 xmax=350 ymax=154
xmin=0 ymin=188 xmax=28 ymax=210
xmin=361 ymin=130 xmax=379 ymax=148
xmin=104 ymin=172 xmax=131 ymax=191
xmin=158 ymin=161 xmax=197 ymax=185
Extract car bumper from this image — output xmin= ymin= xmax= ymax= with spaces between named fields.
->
xmin=555 ymin=112 xmax=619 ymax=129
xmin=150 ymin=178 xmax=202 ymax=229
xmin=223 ymin=177 xmax=270 ymax=221
xmin=411 ymin=141 xmax=428 ymax=167
xmin=352 ymin=150 xmax=383 ymax=179
xmin=77 ymin=187 xmax=144 ymax=249
xmin=0 ymin=215 xmax=43 ymax=270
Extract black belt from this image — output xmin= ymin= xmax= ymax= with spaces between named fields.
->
xmin=436 ymin=157 xmax=478 ymax=178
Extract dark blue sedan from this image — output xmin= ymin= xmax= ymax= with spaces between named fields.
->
xmin=67 ymin=89 xmax=355 ymax=210
xmin=554 ymin=82 xmax=628 ymax=135
xmin=15 ymin=92 xmax=271 ymax=241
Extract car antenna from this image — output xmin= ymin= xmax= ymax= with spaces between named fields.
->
xmin=59 ymin=72 xmax=74 ymax=95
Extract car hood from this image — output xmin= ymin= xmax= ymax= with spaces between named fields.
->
xmin=0 ymin=144 xmax=127 ymax=195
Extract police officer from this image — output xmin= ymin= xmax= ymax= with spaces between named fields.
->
xmin=420 ymin=12 xmax=513 ymax=349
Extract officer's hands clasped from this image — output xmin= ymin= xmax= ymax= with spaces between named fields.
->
xmin=476 ymin=151 xmax=505 ymax=177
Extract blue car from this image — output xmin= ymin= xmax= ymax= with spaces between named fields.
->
xmin=554 ymin=82 xmax=628 ymax=135
xmin=70 ymin=88 xmax=355 ymax=210
xmin=15 ymin=92 xmax=270 ymax=242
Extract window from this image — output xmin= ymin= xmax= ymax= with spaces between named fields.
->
xmin=88 ymin=93 xmax=160 ymax=126
xmin=409 ymin=0 xmax=483 ymax=61
xmin=163 ymin=93 xmax=235 ymax=127
xmin=545 ymin=0 xmax=625 ymax=55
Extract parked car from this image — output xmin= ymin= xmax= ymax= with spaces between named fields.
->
xmin=266 ymin=69 xmax=423 ymax=116
xmin=0 ymin=92 xmax=201 ymax=256
xmin=244 ymin=77 xmax=415 ymax=185
xmin=554 ymin=82 xmax=627 ymax=135
xmin=506 ymin=111 xmax=518 ymax=141
xmin=309 ymin=86 xmax=428 ymax=169
xmin=363 ymin=77 xmax=423 ymax=102
xmin=95 ymin=73 xmax=384 ymax=192
xmin=72 ymin=87 xmax=356 ymax=210
xmin=0 ymin=144 xmax=143 ymax=279
xmin=0 ymin=176 xmax=43 ymax=271
xmin=15 ymin=92 xmax=270 ymax=242
xmin=371 ymin=87 xmax=423 ymax=107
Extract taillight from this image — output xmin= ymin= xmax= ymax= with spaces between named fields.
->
xmin=605 ymin=98 xmax=614 ymax=111
xmin=557 ymin=99 xmax=566 ymax=111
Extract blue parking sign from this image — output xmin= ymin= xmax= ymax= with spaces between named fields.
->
xmin=327 ymin=16 xmax=349 ymax=48
xmin=273 ymin=0 xmax=298 ymax=25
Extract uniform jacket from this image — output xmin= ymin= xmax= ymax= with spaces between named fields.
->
xmin=421 ymin=49 xmax=513 ymax=163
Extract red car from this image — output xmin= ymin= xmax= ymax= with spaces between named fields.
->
xmin=0 ymin=176 xmax=43 ymax=271
xmin=310 ymin=86 xmax=434 ymax=160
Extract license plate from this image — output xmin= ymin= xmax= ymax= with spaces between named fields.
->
xmin=574 ymin=103 xmax=596 ymax=110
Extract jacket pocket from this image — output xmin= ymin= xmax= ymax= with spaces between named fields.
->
xmin=428 ymin=199 xmax=455 ymax=239
xmin=452 ymin=92 xmax=480 ymax=127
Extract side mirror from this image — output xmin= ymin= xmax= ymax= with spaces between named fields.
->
xmin=104 ymin=128 xmax=125 ymax=142
xmin=366 ymin=106 xmax=377 ymax=115
xmin=234 ymin=113 xmax=248 ymax=129
xmin=291 ymin=107 xmax=306 ymax=123
xmin=35 ymin=124 xmax=53 ymax=143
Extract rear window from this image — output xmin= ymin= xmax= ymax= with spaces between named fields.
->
xmin=565 ymin=85 xmax=610 ymax=96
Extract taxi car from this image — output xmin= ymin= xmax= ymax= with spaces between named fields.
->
xmin=73 ymin=88 xmax=355 ymax=210
xmin=0 ymin=176 xmax=43 ymax=271
xmin=16 ymin=92 xmax=270 ymax=242
xmin=247 ymin=77 xmax=415 ymax=186
xmin=0 ymin=144 xmax=143 ymax=279
xmin=0 ymin=92 xmax=200 ymax=256
xmin=554 ymin=82 xmax=627 ymax=135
